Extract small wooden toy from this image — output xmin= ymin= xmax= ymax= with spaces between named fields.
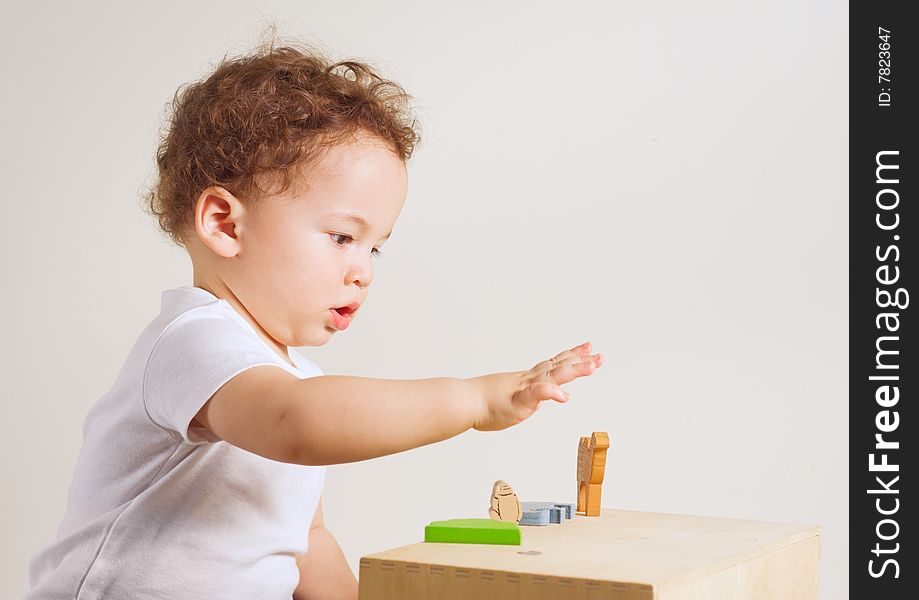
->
xmin=519 ymin=508 xmax=551 ymax=526
xmin=520 ymin=502 xmax=576 ymax=524
xmin=576 ymin=431 xmax=610 ymax=516
xmin=488 ymin=479 xmax=522 ymax=523
xmin=424 ymin=518 xmax=521 ymax=545
xmin=555 ymin=502 xmax=576 ymax=520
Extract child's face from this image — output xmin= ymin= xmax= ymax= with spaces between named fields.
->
xmin=197 ymin=135 xmax=408 ymax=348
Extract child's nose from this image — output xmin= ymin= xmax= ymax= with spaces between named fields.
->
xmin=346 ymin=262 xmax=373 ymax=288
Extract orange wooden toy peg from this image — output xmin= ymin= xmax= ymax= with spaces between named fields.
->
xmin=576 ymin=431 xmax=609 ymax=516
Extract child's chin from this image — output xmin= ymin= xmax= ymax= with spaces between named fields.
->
xmin=294 ymin=327 xmax=335 ymax=346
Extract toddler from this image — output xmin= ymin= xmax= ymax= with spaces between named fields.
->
xmin=25 ymin=40 xmax=603 ymax=600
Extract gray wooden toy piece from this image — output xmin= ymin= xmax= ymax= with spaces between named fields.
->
xmin=555 ymin=503 xmax=576 ymax=520
xmin=521 ymin=502 xmax=576 ymax=523
xmin=519 ymin=508 xmax=551 ymax=526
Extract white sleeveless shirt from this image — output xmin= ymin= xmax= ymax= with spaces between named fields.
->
xmin=26 ymin=286 xmax=326 ymax=599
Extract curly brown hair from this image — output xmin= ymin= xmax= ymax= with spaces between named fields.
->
xmin=143 ymin=38 xmax=422 ymax=248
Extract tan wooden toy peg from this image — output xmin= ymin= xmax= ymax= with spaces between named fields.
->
xmin=576 ymin=432 xmax=610 ymax=516
xmin=488 ymin=479 xmax=522 ymax=523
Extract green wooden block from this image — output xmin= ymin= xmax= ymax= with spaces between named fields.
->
xmin=424 ymin=518 xmax=521 ymax=545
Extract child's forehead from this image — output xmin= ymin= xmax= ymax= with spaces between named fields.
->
xmin=289 ymin=140 xmax=400 ymax=198
xmin=265 ymin=135 xmax=405 ymax=235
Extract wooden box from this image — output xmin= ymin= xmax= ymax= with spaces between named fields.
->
xmin=358 ymin=508 xmax=820 ymax=600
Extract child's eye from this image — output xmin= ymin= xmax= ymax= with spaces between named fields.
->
xmin=330 ymin=233 xmax=383 ymax=258
xmin=330 ymin=233 xmax=352 ymax=246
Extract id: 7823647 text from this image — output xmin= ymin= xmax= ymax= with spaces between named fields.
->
xmin=878 ymin=27 xmax=892 ymax=107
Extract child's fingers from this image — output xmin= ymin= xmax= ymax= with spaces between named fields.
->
xmin=555 ymin=352 xmax=602 ymax=372
xmin=549 ymin=353 xmax=602 ymax=383
xmin=576 ymin=355 xmax=602 ymax=370
xmin=549 ymin=384 xmax=570 ymax=403
xmin=540 ymin=341 xmax=594 ymax=372
xmin=567 ymin=340 xmax=592 ymax=354
xmin=569 ymin=359 xmax=598 ymax=377
xmin=559 ymin=341 xmax=593 ymax=361
xmin=527 ymin=381 xmax=569 ymax=404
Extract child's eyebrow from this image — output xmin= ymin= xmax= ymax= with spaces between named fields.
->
xmin=330 ymin=212 xmax=392 ymax=241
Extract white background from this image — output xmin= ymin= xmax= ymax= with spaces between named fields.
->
xmin=1 ymin=1 xmax=848 ymax=598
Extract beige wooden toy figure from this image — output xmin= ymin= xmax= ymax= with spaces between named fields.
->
xmin=488 ymin=480 xmax=522 ymax=523
xmin=576 ymin=431 xmax=609 ymax=516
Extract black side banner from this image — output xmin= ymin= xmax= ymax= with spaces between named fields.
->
xmin=851 ymin=3 xmax=914 ymax=597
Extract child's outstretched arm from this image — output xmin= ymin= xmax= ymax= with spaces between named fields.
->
xmin=194 ymin=341 xmax=603 ymax=466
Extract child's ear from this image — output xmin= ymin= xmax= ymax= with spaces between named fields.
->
xmin=194 ymin=186 xmax=244 ymax=258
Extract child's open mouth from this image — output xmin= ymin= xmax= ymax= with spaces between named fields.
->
xmin=329 ymin=303 xmax=359 ymax=330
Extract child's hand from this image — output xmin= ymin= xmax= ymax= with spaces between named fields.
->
xmin=469 ymin=341 xmax=603 ymax=432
